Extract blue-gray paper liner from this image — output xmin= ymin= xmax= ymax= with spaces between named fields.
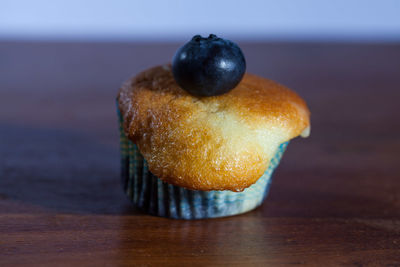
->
xmin=117 ymin=107 xmax=288 ymax=219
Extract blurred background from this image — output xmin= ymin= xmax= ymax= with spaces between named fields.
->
xmin=1 ymin=0 xmax=400 ymax=42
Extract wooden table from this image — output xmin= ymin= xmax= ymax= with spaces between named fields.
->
xmin=1 ymin=41 xmax=399 ymax=266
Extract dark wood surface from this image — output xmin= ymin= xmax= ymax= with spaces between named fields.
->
xmin=1 ymin=41 xmax=400 ymax=266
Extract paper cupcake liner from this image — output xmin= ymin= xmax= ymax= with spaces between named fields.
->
xmin=117 ymin=107 xmax=288 ymax=219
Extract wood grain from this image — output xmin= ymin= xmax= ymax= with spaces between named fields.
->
xmin=1 ymin=41 xmax=400 ymax=266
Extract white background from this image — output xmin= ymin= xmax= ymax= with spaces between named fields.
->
xmin=1 ymin=0 xmax=400 ymax=41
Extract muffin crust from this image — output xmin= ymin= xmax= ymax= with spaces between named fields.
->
xmin=118 ymin=65 xmax=310 ymax=191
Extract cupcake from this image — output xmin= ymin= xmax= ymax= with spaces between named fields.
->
xmin=117 ymin=35 xmax=310 ymax=219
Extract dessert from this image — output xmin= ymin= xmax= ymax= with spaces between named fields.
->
xmin=117 ymin=35 xmax=310 ymax=219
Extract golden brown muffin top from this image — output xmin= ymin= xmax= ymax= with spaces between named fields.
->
xmin=118 ymin=65 xmax=310 ymax=191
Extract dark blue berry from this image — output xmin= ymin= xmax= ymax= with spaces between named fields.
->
xmin=172 ymin=34 xmax=246 ymax=97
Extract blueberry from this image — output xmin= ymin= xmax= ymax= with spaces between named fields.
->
xmin=172 ymin=34 xmax=246 ymax=97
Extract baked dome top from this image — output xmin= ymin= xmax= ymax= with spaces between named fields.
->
xmin=118 ymin=65 xmax=310 ymax=191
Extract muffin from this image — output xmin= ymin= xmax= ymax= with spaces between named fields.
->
xmin=117 ymin=35 xmax=310 ymax=219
